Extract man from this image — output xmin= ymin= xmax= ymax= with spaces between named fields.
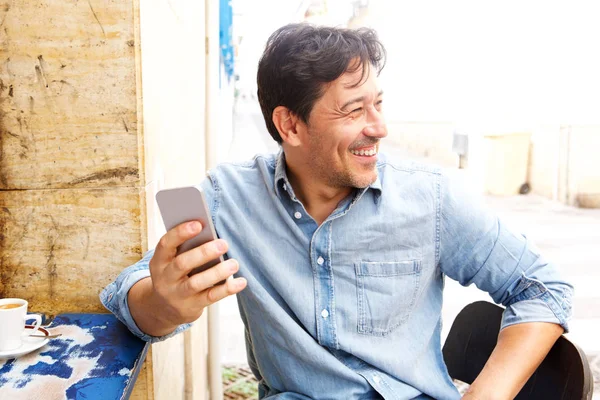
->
xmin=101 ymin=24 xmax=573 ymax=399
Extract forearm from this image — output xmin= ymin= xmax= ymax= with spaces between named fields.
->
xmin=128 ymin=277 xmax=180 ymax=337
xmin=463 ymin=322 xmax=564 ymax=400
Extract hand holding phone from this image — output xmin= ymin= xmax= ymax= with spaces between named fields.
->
xmin=156 ymin=186 xmax=223 ymax=276
xmin=127 ymin=186 xmax=247 ymax=336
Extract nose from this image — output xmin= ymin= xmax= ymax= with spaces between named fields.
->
xmin=362 ymin=107 xmax=387 ymax=139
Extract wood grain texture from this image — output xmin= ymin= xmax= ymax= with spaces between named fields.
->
xmin=131 ymin=350 xmax=154 ymax=400
xmin=0 ymin=0 xmax=142 ymax=189
xmin=0 ymin=187 xmax=146 ymax=314
xmin=152 ymin=334 xmax=186 ymax=399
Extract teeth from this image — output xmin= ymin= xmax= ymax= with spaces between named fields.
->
xmin=351 ymin=147 xmax=377 ymax=156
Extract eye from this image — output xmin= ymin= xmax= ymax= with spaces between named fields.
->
xmin=351 ymin=107 xmax=363 ymax=114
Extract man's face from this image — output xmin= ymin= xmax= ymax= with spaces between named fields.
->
xmin=298 ymin=64 xmax=387 ymax=189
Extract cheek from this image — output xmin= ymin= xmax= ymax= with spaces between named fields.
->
xmin=309 ymin=122 xmax=355 ymax=158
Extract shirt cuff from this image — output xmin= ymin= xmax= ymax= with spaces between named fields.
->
xmin=100 ymin=269 xmax=191 ymax=343
xmin=501 ymin=296 xmax=570 ymax=333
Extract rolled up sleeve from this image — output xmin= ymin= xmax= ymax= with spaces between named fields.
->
xmin=99 ymin=249 xmax=192 ymax=342
xmin=438 ymin=174 xmax=574 ymax=332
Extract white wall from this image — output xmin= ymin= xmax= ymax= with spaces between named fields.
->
xmin=139 ymin=0 xmax=209 ymax=398
xmin=522 ymin=125 xmax=600 ymax=207
xmin=529 ymin=125 xmax=561 ymax=200
xmin=568 ymin=126 xmax=600 ymax=207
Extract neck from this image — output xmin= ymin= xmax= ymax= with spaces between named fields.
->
xmin=285 ymin=161 xmax=352 ymax=226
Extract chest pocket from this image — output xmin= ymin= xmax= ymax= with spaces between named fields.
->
xmin=355 ymin=260 xmax=422 ymax=336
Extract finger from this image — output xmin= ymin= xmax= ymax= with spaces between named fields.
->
xmin=181 ymin=258 xmax=239 ymax=296
xmin=152 ymin=221 xmax=202 ymax=268
xmin=165 ymin=239 xmax=229 ymax=282
xmin=198 ymin=276 xmax=247 ymax=307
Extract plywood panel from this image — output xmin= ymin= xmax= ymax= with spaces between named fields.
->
xmin=152 ymin=335 xmax=186 ymax=400
xmin=188 ymin=314 xmax=209 ymax=399
xmin=0 ymin=186 xmax=146 ymax=314
xmin=131 ymin=349 xmax=154 ymax=400
xmin=0 ymin=0 xmax=141 ymax=189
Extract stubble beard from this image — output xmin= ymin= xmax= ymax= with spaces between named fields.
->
xmin=306 ymin=126 xmax=378 ymax=189
xmin=309 ymin=151 xmax=377 ymax=189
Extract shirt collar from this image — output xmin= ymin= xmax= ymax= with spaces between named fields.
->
xmin=369 ymin=173 xmax=383 ymax=197
xmin=274 ymin=150 xmax=291 ymax=200
xmin=274 ymin=150 xmax=383 ymax=202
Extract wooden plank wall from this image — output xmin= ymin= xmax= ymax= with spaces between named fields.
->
xmin=0 ymin=0 xmax=141 ymax=191
xmin=0 ymin=0 xmax=152 ymax=398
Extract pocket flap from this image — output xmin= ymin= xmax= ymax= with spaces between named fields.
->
xmin=356 ymin=260 xmax=421 ymax=277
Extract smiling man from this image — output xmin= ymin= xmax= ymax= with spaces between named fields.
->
xmin=269 ymin=58 xmax=386 ymax=225
xmin=101 ymin=24 xmax=573 ymax=399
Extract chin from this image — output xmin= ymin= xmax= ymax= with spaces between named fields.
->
xmin=351 ymin=172 xmax=377 ymax=189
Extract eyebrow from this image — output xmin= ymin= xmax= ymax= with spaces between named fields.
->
xmin=340 ymin=90 xmax=384 ymax=111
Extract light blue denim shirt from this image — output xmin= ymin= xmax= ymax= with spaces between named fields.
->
xmin=100 ymin=151 xmax=573 ymax=400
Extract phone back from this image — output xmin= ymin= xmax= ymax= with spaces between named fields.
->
xmin=156 ymin=186 xmax=222 ymax=275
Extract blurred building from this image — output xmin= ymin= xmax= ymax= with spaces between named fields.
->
xmin=296 ymin=0 xmax=600 ymax=208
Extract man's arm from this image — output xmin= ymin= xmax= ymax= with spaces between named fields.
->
xmin=438 ymin=173 xmax=573 ymax=397
xmin=462 ymin=322 xmax=564 ymax=400
xmin=127 ymin=277 xmax=180 ymax=337
xmin=127 ymin=220 xmax=247 ymax=338
xmin=101 ymin=221 xmax=247 ymax=341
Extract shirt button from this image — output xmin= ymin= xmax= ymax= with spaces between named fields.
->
xmin=373 ymin=375 xmax=381 ymax=384
xmin=321 ymin=309 xmax=329 ymax=319
xmin=317 ymin=256 xmax=324 ymax=265
xmin=294 ymin=211 xmax=302 ymax=219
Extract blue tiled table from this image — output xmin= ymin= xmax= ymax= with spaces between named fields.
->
xmin=0 ymin=313 xmax=149 ymax=400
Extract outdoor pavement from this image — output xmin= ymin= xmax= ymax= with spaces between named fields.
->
xmin=221 ymin=98 xmax=600 ymax=397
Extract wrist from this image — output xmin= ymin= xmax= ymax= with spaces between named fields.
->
xmin=462 ymin=385 xmax=508 ymax=400
xmin=130 ymin=278 xmax=179 ymax=337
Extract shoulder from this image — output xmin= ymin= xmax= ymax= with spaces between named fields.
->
xmin=199 ymin=153 xmax=278 ymax=220
xmin=205 ymin=153 xmax=277 ymax=188
xmin=376 ymin=153 xmax=444 ymax=193
xmin=210 ymin=153 xmax=277 ymax=174
xmin=376 ymin=154 xmax=481 ymax=208
xmin=215 ymin=153 xmax=278 ymax=171
xmin=377 ymin=153 xmax=443 ymax=177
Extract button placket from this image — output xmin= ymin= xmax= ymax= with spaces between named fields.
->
xmin=310 ymin=221 xmax=338 ymax=349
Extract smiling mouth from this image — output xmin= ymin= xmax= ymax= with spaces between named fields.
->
xmin=349 ymin=144 xmax=378 ymax=157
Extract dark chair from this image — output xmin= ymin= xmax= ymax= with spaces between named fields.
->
xmin=442 ymin=301 xmax=594 ymax=400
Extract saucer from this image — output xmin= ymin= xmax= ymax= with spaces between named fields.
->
xmin=0 ymin=326 xmax=50 ymax=360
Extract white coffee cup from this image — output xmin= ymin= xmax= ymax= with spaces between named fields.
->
xmin=0 ymin=298 xmax=42 ymax=351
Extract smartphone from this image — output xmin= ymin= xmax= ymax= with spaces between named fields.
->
xmin=156 ymin=186 xmax=224 ymax=277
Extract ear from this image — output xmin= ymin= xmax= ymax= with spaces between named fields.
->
xmin=272 ymin=106 xmax=305 ymax=146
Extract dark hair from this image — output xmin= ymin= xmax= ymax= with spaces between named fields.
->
xmin=257 ymin=23 xmax=387 ymax=143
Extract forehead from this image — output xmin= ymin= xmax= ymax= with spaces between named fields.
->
xmin=320 ymin=65 xmax=381 ymax=104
